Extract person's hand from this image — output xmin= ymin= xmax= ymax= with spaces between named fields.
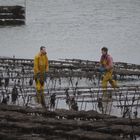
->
xmin=98 ymin=67 xmax=106 ymax=73
xmin=36 ymin=72 xmax=41 ymax=78
xmin=34 ymin=72 xmax=40 ymax=82
xmin=43 ymin=72 xmax=48 ymax=81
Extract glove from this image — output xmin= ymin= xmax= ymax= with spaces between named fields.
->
xmin=43 ymin=72 xmax=48 ymax=81
xmin=40 ymin=72 xmax=48 ymax=85
xmin=34 ymin=72 xmax=48 ymax=82
xmin=34 ymin=73 xmax=44 ymax=86
xmin=98 ymin=67 xmax=106 ymax=73
xmin=34 ymin=72 xmax=40 ymax=82
xmin=36 ymin=72 xmax=41 ymax=79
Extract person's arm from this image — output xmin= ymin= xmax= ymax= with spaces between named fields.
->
xmin=98 ymin=55 xmax=106 ymax=73
xmin=33 ymin=55 xmax=39 ymax=75
xmin=99 ymin=55 xmax=105 ymax=67
xmin=105 ymin=55 xmax=113 ymax=70
xmin=99 ymin=55 xmax=102 ymax=65
xmin=46 ymin=55 xmax=49 ymax=72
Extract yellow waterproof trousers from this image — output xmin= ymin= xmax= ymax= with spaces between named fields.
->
xmin=102 ymin=70 xmax=117 ymax=95
xmin=35 ymin=79 xmax=46 ymax=107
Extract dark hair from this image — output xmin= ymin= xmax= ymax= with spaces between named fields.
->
xmin=101 ymin=47 xmax=108 ymax=52
xmin=40 ymin=46 xmax=46 ymax=50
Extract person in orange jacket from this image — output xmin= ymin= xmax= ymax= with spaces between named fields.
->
xmin=34 ymin=46 xmax=49 ymax=107
xmin=98 ymin=47 xmax=117 ymax=97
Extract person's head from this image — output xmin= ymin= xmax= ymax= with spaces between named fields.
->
xmin=101 ymin=47 xmax=108 ymax=55
xmin=40 ymin=46 xmax=46 ymax=55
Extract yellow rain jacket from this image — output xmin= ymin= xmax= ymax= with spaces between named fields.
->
xmin=33 ymin=52 xmax=49 ymax=105
xmin=34 ymin=52 xmax=49 ymax=75
xmin=34 ymin=52 xmax=49 ymax=91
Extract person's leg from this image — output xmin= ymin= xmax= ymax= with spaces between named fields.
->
xmin=35 ymin=80 xmax=42 ymax=104
xmin=109 ymin=79 xmax=117 ymax=88
xmin=108 ymin=70 xmax=117 ymax=89
xmin=40 ymin=83 xmax=46 ymax=108
xmin=108 ymin=71 xmax=117 ymax=99
xmin=102 ymin=73 xmax=109 ymax=95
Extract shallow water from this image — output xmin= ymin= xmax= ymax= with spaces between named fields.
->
xmin=0 ymin=0 xmax=140 ymax=64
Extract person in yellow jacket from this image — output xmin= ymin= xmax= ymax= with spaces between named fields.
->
xmin=34 ymin=46 xmax=49 ymax=107
xmin=98 ymin=47 xmax=117 ymax=97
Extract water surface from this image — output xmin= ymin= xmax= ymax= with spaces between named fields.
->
xmin=0 ymin=0 xmax=140 ymax=64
